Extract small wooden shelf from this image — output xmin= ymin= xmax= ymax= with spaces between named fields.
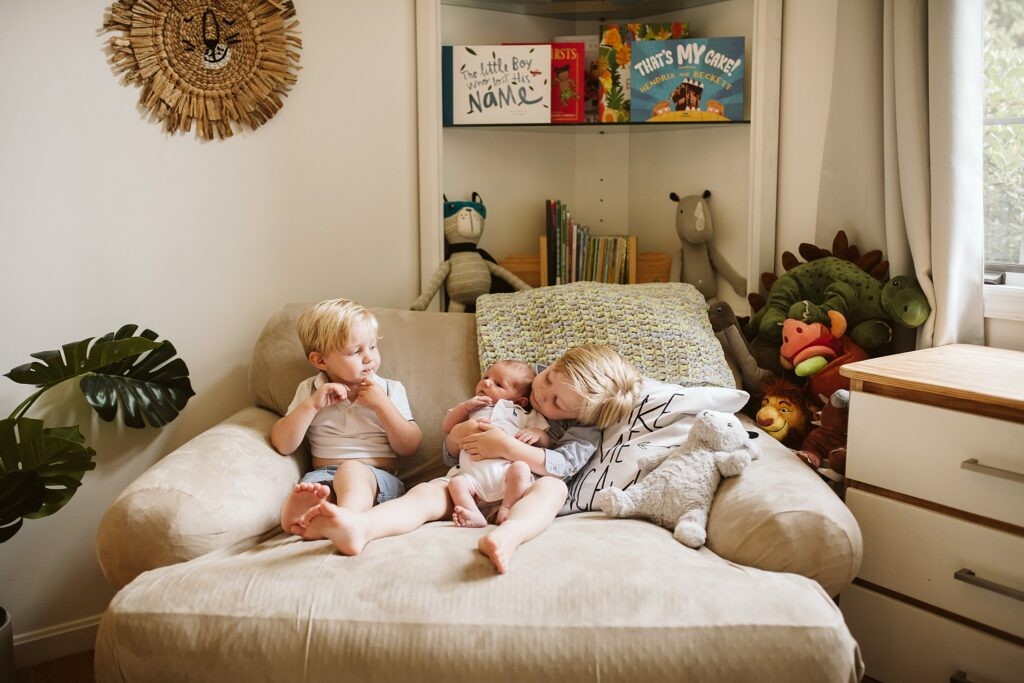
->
xmin=500 ymin=235 xmax=672 ymax=288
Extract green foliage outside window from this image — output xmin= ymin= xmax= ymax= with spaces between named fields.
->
xmin=984 ymin=0 xmax=1024 ymax=266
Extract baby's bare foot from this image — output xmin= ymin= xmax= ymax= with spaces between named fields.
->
xmin=478 ymin=523 xmax=524 ymax=574
xmin=494 ymin=505 xmax=512 ymax=525
xmin=297 ymin=501 xmax=369 ymax=555
xmin=281 ymin=482 xmax=330 ymax=537
xmin=452 ymin=505 xmax=487 ymax=528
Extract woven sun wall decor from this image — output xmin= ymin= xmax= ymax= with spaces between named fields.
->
xmin=103 ymin=0 xmax=301 ymax=140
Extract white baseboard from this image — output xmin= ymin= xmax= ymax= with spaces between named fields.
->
xmin=13 ymin=614 xmax=101 ymax=669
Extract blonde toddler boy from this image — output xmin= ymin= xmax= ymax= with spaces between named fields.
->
xmin=272 ymin=298 xmax=422 ymax=538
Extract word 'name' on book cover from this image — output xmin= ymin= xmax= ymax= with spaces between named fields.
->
xmin=630 ymin=37 xmax=745 ymax=123
xmin=443 ymin=45 xmax=551 ymax=125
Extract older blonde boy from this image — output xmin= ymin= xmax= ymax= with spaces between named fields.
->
xmin=272 ymin=299 xmax=422 ymax=538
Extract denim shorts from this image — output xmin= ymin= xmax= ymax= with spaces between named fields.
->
xmin=300 ymin=464 xmax=406 ymax=505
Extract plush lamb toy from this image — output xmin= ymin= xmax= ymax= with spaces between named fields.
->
xmin=596 ymin=409 xmax=760 ymax=548
xmin=411 ymin=193 xmax=531 ymax=312
xmin=671 ymin=189 xmax=747 ymax=301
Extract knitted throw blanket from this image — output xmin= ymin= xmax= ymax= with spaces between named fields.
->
xmin=475 ymin=282 xmax=734 ymax=388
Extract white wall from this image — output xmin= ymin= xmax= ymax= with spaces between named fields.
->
xmin=0 ymin=0 xmax=420 ymax=664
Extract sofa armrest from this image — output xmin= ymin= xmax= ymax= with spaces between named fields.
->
xmin=706 ymin=419 xmax=863 ymax=597
xmin=96 ymin=406 xmax=301 ymax=589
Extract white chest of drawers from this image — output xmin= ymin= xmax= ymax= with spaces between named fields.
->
xmin=838 ymin=344 xmax=1024 ymax=683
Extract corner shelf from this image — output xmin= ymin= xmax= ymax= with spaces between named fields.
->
xmin=416 ymin=0 xmax=782 ymax=313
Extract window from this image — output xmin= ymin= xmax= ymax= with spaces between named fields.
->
xmin=984 ymin=0 xmax=1024 ymax=284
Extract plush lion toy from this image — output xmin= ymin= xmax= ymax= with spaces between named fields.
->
xmin=755 ymin=377 xmax=811 ymax=448
xmin=596 ymin=410 xmax=760 ymax=548
xmin=411 ymin=193 xmax=531 ymax=312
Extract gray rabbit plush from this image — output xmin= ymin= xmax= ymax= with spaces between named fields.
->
xmin=596 ymin=409 xmax=760 ymax=548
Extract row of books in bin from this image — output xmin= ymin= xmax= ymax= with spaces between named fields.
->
xmin=545 ymin=199 xmax=631 ymax=286
xmin=443 ymin=21 xmax=745 ymax=125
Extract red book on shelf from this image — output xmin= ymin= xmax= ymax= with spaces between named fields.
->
xmin=504 ymin=42 xmax=585 ymax=123
xmin=550 ymin=42 xmax=585 ymax=123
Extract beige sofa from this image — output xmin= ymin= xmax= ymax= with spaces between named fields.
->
xmin=95 ymin=302 xmax=864 ymax=682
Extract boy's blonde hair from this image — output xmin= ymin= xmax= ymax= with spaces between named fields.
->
xmin=552 ymin=344 xmax=642 ymax=429
xmin=296 ymin=298 xmax=379 ymax=357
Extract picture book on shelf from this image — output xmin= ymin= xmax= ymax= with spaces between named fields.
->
xmin=442 ymin=45 xmax=552 ymax=125
xmin=597 ymin=21 xmax=688 ymax=123
xmin=504 ymin=42 xmax=586 ymax=123
xmin=550 ymin=42 xmax=585 ymax=123
xmin=553 ymin=34 xmax=600 ymax=122
xmin=630 ymin=37 xmax=745 ymax=122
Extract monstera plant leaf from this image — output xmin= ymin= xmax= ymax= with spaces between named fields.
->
xmin=2 ymin=325 xmax=192 ymax=542
xmin=5 ymin=325 xmax=195 ymax=429
xmin=4 ymin=328 xmax=162 ymax=390
xmin=78 ymin=326 xmax=195 ymax=429
xmin=0 ymin=418 xmax=96 ymax=541
xmin=0 ymin=470 xmax=41 ymax=543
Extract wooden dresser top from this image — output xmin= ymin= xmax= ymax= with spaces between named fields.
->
xmin=840 ymin=344 xmax=1024 ymax=421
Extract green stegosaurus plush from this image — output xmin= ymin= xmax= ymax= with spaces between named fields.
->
xmin=745 ymin=256 xmax=930 ymax=349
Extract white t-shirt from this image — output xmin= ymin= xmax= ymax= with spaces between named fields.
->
xmin=287 ymin=372 xmax=414 ymax=461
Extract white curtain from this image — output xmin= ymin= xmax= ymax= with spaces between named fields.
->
xmin=811 ymin=0 xmax=985 ymax=349
xmin=881 ymin=0 xmax=985 ymax=347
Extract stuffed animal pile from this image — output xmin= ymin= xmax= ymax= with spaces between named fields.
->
xmin=723 ymin=230 xmax=934 ymax=486
xmin=596 ymin=410 xmax=760 ymax=548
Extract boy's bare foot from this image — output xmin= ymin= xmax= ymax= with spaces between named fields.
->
xmin=281 ymin=482 xmax=330 ymax=538
xmin=478 ymin=522 xmax=525 ymax=574
xmin=296 ymin=500 xmax=369 ymax=555
xmin=452 ymin=505 xmax=487 ymax=528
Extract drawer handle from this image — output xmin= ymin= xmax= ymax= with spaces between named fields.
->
xmin=960 ymin=458 xmax=1024 ymax=484
xmin=950 ymin=672 xmax=972 ymax=683
xmin=954 ymin=568 xmax=1024 ymax=602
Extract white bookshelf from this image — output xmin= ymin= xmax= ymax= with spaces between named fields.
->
xmin=415 ymin=0 xmax=782 ymax=311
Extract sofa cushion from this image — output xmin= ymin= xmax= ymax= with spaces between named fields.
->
xmin=565 ymin=389 xmax=861 ymax=596
xmin=476 ymin=282 xmax=735 ymax=388
xmin=96 ymin=515 xmax=862 ymax=683
xmin=248 ymin=304 xmax=478 ymax=486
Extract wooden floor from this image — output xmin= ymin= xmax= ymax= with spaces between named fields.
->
xmin=16 ymin=651 xmax=94 ymax=683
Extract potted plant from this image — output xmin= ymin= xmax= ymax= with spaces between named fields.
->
xmin=0 ymin=324 xmax=193 ymax=675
